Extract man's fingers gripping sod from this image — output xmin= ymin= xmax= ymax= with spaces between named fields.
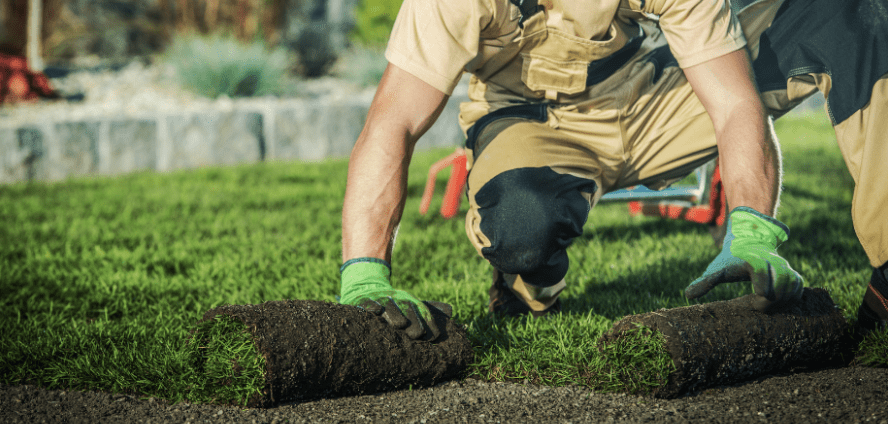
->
xmin=340 ymin=258 xmax=444 ymax=341
xmin=358 ymin=297 xmax=443 ymax=340
xmin=685 ymin=207 xmax=804 ymax=311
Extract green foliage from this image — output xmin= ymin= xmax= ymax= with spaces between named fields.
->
xmin=0 ymin=112 xmax=883 ymax=403
xmin=466 ymin=314 xmax=672 ymax=395
xmin=0 ymin=161 xmax=346 ymax=404
xmin=589 ymin=326 xmax=674 ymax=394
xmin=333 ymin=45 xmax=389 ymax=87
xmin=187 ymin=316 xmax=266 ymax=405
xmin=164 ymin=34 xmax=289 ymax=98
xmin=857 ymin=327 xmax=888 ymax=368
xmin=351 ymin=0 xmax=404 ymax=46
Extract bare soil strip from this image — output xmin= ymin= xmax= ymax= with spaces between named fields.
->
xmin=3 ymin=366 xmax=886 ymax=423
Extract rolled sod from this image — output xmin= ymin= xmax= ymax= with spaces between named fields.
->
xmin=602 ymin=288 xmax=852 ymax=398
xmin=197 ymin=300 xmax=474 ymax=407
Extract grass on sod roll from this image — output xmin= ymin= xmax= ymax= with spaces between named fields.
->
xmin=1 ymin=111 xmax=884 ymax=405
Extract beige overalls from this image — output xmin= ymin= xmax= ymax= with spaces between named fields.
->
xmin=452 ymin=0 xmax=747 ymax=310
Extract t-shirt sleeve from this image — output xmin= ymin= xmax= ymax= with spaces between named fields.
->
xmin=623 ymin=0 xmax=747 ymax=68
xmin=385 ymin=0 xmax=494 ymax=95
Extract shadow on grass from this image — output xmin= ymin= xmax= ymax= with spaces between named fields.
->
xmin=579 ymin=214 xmax=718 ymax=246
xmin=565 ymin=255 xmax=727 ymax=320
xmin=782 ymin=185 xmax=852 ymax=206
xmin=780 ymin=205 xmax=868 ymax=272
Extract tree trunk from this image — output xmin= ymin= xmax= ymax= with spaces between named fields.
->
xmin=26 ymin=0 xmax=42 ymax=69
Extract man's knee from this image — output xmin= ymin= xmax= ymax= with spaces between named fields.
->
xmin=472 ymin=166 xmax=595 ymax=285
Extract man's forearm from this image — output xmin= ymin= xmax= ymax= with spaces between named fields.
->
xmin=342 ymin=134 xmax=413 ymax=262
xmin=714 ymin=102 xmax=781 ymax=216
xmin=340 ymin=63 xmax=450 ymax=263
xmin=683 ymin=49 xmax=781 ymax=217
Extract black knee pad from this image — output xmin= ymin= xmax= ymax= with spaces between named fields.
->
xmin=474 ymin=166 xmax=596 ymax=286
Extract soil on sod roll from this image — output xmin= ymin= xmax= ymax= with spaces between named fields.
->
xmin=602 ymin=287 xmax=852 ymax=398
xmin=198 ymin=300 xmax=474 ymax=407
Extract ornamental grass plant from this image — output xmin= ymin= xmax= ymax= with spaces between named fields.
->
xmin=164 ymin=34 xmax=290 ymax=99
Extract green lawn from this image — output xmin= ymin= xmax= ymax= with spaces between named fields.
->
xmin=1 ymin=111 xmax=884 ymax=405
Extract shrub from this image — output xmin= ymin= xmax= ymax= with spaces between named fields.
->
xmin=332 ymin=45 xmax=389 ymax=87
xmin=351 ymin=0 xmax=404 ymax=46
xmin=165 ymin=34 xmax=290 ymax=98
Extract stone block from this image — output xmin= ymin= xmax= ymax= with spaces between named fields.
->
xmin=217 ymin=112 xmax=264 ymax=165
xmin=53 ymin=122 xmax=100 ymax=180
xmin=165 ymin=113 xmax=220 ymax=170
xmin=0 ymin=127 xmax=36 ymax=183
xmin=18 ymin=126 xmax=48 ymax=182
xmin=326 ymin=100 xmax=368 ymax=158
xmin=274 ymin=104 xmax=325 ymax=161
xmin=106 ymin=120 xmax=158 ymax=175
xmin=274 ymin=100 xmax=367 ymax=162
xmin=165 ymin=111 xmax=263 ymax=171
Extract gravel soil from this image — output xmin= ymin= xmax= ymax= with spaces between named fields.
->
xmin=3 ymin=366 xmax=887 ymax=423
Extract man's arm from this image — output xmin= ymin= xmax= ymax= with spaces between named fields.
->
xmin=682 ymin=48 xmax=779 ymax=215
xmin=342 ymin=63 xmax=449 ymax=262
xmin=338 ymin=63 xmax=450 ymax=340
xmin=682 ymin=48 xmax=803 ymax=310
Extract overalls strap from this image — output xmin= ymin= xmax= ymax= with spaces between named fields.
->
xmin=509 ymin=0 xmax=542 ymax=26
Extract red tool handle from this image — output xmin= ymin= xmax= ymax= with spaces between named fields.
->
xmin=627 ymin=165 xmax=725 ymax=226
xmin=440 ymin=153 xmax=468 ymax=218
xmin=419 ymin=148 xmax=468 ymax=219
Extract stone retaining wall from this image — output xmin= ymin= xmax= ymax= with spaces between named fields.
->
xmin=0 ymin=91 xmax=827 ymax=185
xmin=0 ymin=93 xmax=468 ymax=184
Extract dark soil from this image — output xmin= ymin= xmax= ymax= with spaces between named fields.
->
xmin=605 ymin=288 xmax=852 ymax=398
xmin=3 ymin=365 xmax=887 ymax=423
xmin=199 ymin=300 xmax=473 ymax=407
xmin=4 ymin=297 xmax=885 ymax=423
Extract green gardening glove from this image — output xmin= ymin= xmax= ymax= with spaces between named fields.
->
xmin=339 ymin=258 xmax=444 ymax=341
xmin=685 ymin=206 xmax=804 ymax=311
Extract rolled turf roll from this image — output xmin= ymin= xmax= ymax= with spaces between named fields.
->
xmin=601 ymin=288 xmax=852 ymax=398
xmin=198 ymin=300 xmax=474 ymax=407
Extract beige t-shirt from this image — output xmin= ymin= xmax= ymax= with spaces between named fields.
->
xmin=385 ymin=0 xmax=746 ymax=95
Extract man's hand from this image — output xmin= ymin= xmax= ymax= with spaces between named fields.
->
xmin=339 ymin=259 xmax=443 ymax=341
xmin=685 ymin=207 xmax=803 ymax=311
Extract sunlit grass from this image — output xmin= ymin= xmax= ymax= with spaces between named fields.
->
xmin=1 ymin=111 xmax=882 ymax=405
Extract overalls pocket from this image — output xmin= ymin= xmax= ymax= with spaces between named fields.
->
xmin=519 ymin=17 xmax=631 ymax=101
xmin=520 ymin=53 xmax=589 ymax=97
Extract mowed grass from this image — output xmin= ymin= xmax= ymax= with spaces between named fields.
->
xmin=1 ymin=111 xmax=883 ymax=405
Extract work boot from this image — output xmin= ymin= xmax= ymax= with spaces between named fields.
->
xmin=488 ymin=269 xmax=562 ymax=318
xmin=857 ymin=264 xmax=888 ymax=333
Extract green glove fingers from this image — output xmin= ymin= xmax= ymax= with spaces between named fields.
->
xmin=685 ymin=207 xmax=804 ymax=310
xmin=339 ymin=259 xmax=441 ymax=341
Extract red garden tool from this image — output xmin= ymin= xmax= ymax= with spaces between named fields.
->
xmin=419 ymin=148 xmax=468 ymax=219
xmin=420 ymin=149 xmax=726 ymax=243
xmin=626 ymin=164 xmax=726 ymax=227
